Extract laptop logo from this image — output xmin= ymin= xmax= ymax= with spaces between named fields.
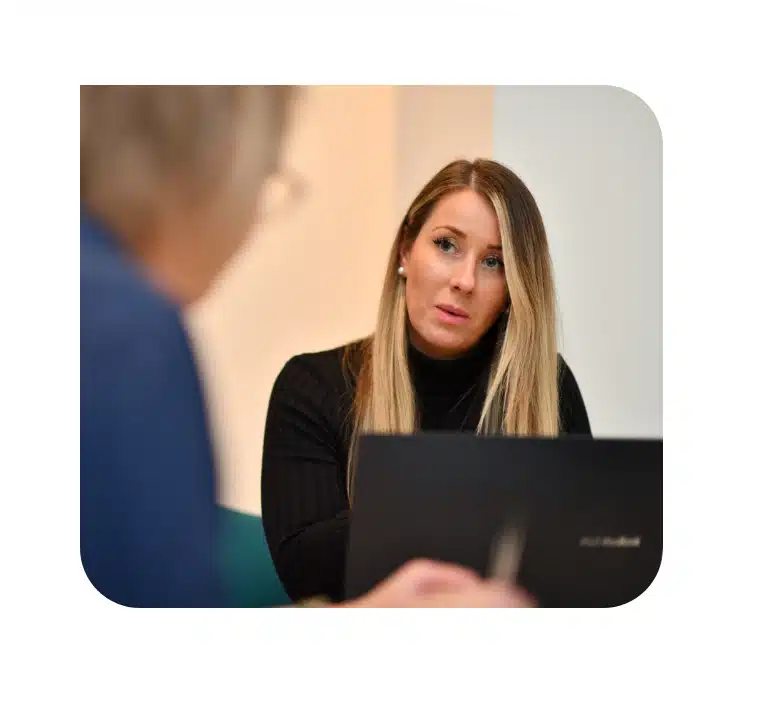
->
xmin=579 ymin=536 xmax=641 ymax=548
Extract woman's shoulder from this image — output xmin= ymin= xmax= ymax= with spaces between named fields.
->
xmin=273 ymin=336 xmax=370 ymax=398
xmin=556 ymin=353 xmax=581 ymax=397
xmin=555 ymin=353 xmax=591 ymax=434
xmin=556 ymin=352 xmax=572 ymax=376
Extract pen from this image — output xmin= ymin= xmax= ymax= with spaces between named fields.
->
xmin=488 ymin=524 xmax=525 ymax=585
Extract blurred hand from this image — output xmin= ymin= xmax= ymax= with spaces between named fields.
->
xmin=344 ymin=559 xmax=536 ymax=608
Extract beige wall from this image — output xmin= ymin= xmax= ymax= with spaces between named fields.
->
xmin=188 ymin=86 xmax=493 ymax=515
xmin=396 ymin=86 xmax=494 ymax=215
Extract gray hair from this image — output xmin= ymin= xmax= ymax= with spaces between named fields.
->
xmin=81 ymin=85 xmax=294 ymax=238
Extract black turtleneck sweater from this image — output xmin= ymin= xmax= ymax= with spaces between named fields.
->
xmin=261 ymin=329 xmax=591 ymax=602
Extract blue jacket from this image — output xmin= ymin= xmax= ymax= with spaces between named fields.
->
xmin=80 ymin=209 xmax=221 ymax=607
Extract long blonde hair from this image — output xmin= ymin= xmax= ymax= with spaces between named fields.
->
xmin=345 ymin=158 xmax=560 ymax=497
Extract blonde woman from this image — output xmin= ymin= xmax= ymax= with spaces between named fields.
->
xmin=262 ymin=159 xmax=591 ymax=602
xmin=81 ymin=88 xmax=523 ymax=608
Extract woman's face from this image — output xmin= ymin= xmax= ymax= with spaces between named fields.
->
xmin=401 ymin=188 xmax=508 ymax=359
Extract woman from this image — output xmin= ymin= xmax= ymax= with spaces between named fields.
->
xmin=261 ymin=158 xmax=591 ymax=602
xmin=81 ymin=86 xmax=524 ymax=608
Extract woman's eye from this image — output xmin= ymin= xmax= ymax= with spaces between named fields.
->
xmin=484 ymin=256 xmax=504 ymax=270
xmin=433 ymin=236 xmax=457 ymax=253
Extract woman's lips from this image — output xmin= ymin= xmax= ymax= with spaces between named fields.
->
xmin=436 ymin=304 xmax=470 ymax=323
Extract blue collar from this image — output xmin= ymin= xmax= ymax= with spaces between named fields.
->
xmin=81 ymin=205 xmax=121 ymax=255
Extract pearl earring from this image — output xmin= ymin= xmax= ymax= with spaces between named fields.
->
xmin=398 ymin=266 xmax=405 ymax=276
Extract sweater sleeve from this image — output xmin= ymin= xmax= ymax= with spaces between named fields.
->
xmin=81 ymin=294 xmax=221 ymax=608
xmin=260 ymin=352 xmax=351 ymax=603
xmin=558 ymin=355 xmax=592 ymax=435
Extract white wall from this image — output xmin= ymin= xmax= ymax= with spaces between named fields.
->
xmin=493 ymin=86 xmax=662 ymax=437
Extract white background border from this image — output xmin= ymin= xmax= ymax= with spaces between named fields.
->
xmin=3 ymin=1 xmax=760 ymax=703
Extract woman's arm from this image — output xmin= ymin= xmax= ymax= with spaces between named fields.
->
xmin=261 ymin=351 xmax=351 ymax=603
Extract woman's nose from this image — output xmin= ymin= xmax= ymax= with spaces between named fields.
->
xmin=450 ymin=259 xmax=476 ymax=293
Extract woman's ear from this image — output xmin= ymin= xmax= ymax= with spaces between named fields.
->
xmin=399 ymin=242 xmax=412 ymax=272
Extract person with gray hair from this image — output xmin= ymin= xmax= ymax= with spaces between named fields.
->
xmin=80 ymin=85 xmax=532 ymax=608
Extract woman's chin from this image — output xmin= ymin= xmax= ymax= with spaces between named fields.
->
xmin=416 ymin=330 xmax=474 ymax=359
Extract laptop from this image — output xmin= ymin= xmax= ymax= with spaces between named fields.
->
xmin=344 ymin=433 xmax=662 ymax=607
